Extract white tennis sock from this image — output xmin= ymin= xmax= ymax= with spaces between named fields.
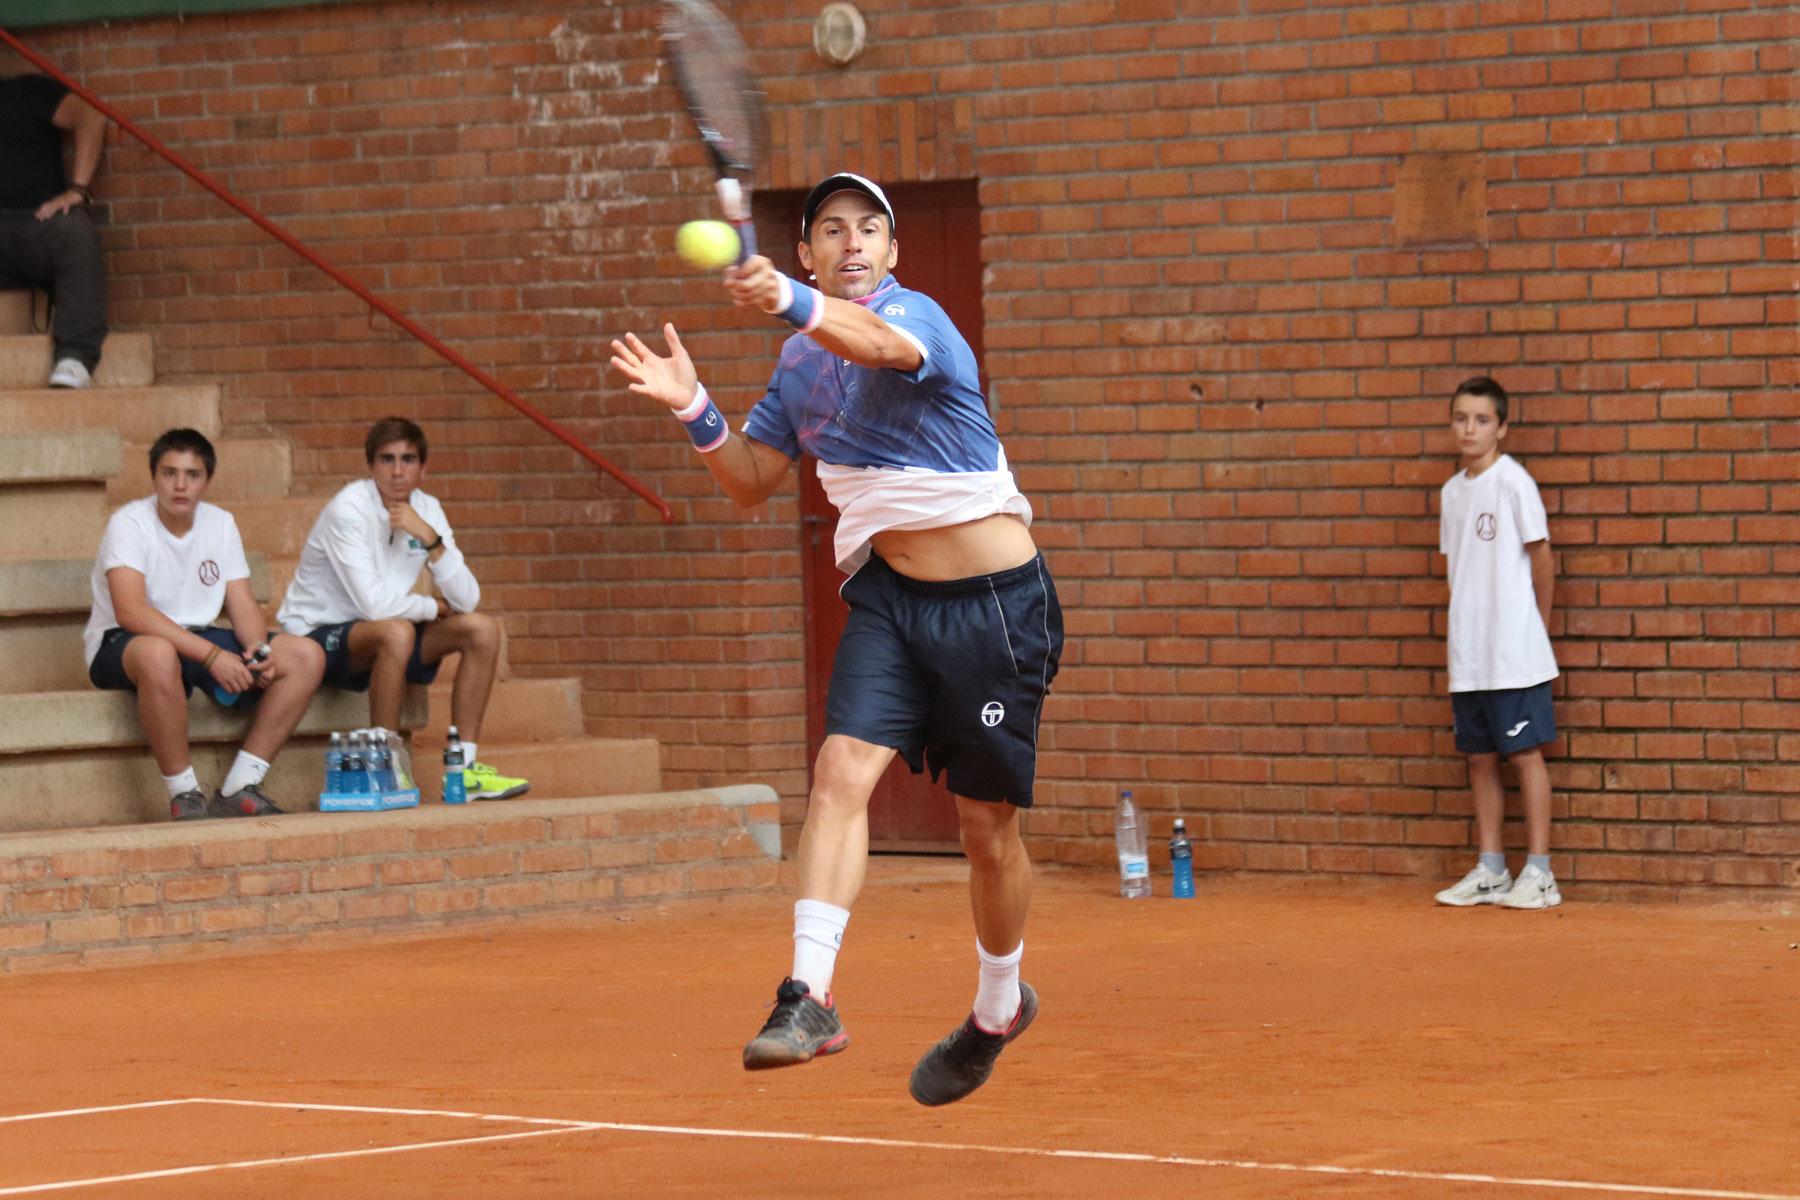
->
xmin=460 ymin=740 xmax=479 ymax=769
xmin=162 ymin=766 xmax=199 ymax=798
xmin=972 ymin=939 xmax=1023 ymax=1034
xmin=791 ymin=899 xmax=850 ymax=998
xmin=220 ymin=750 xmax=270 ymax=798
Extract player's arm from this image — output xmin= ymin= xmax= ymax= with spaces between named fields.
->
xmin=1526 ymin=539 xmax=1554 ymax=630
xmin=610 ymin=323 xmax=793 ymax=508
xmin=320 ymin=513 xmax=437 ymax=623
xmin=219 ymin=578 xmax=277 ymax=686
xmin=723 ymin=257 xmax=921 ymax=372
xmin=106 ymin=567 xmax=256 ymax=693
xmin=39 ymin=93 xmax=106 ymax=220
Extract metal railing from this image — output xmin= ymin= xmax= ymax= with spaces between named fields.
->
xmin=0 ymin=27 xmax=674 ymax=523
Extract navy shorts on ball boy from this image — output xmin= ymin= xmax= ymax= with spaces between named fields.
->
xmin=1452 ymin=681 xmax=1556 ymax=755
xmin=88 ymin=625 xmax=264 ymax=703
xmin=302 ymin=620 xmax=441 ymax=692
xmin=826 ymin=553 xmax=1064 ymax=807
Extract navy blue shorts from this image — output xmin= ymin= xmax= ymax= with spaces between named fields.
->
xmin=301 ymin=620 xmax=441 ymax=692
xmin=88 ymin=625 xmax=262 ymax=704
xmin=1452 ymin=681 xmax=1556 ymax=755
xmin=827 ymin=553 xmax=1063 ymax=808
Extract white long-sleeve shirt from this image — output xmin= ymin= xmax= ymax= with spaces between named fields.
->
xmin=277 ymin=479 xmax=479 ymax=633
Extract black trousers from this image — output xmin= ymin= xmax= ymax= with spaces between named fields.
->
xmin=0 ymin=207 xmax=107 ymax=371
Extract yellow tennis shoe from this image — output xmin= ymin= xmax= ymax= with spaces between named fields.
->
xmin=463 ymin=761 xmax=530 ymax=801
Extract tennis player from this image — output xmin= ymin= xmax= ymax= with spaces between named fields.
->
xmin=611 ymin=173 xmax=1062 ymax=1106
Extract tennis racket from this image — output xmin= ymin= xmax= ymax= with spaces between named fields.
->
xmin=661 ymin=0 xmax=765 ymax=263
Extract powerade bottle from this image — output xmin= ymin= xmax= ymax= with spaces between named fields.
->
xmin=325 ymin=731 xmax=346 ymax=794
xmin=212 ymin=643 xmax=270 ymax=706
xmin=343 ymin=732 xmax=367 ymax=794
xmin=1115 ymin=789 xmax=1151 ymax=899
xmin=369 ymin=731 xmax=393 ymax=792
xmin=1170 ymin=817 xmax=1195 ymax=899
xmin=443 ymin=725 xmax=467 ymax=805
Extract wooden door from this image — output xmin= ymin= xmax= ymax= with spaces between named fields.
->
xmin=761 ymin=180 xmax=985 ymax=850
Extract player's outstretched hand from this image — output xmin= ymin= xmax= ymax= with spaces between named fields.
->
xmin=723 ymin=255 xmax=783 ymax=315
xmin=610 ymin=324 xmax=700 ymax=412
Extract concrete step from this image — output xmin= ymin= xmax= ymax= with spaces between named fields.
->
xmin=408 ymin=736 xmax=662 ymax=803
xmin=0 ymin=332 xmax=154 ymax=389
xmin=0 ymin=431 xmax=120 ymax=485
xmin=108 ymin=437 xmax=293 ymax=505
xmin=420 ymin=676 xmax=583 ymax=743
xmin=0 ymin=614 xmax=90 ymax=693
xmin=0 ymin=553 xmax=274 ymax=619
xmin=0 ymin=291 xmax=33 ymax=335
xmin=0 ymin=687 xmax=430 ymax=833
xmin=0 ymin=484 xmax=107 ymax=560
xmin=0 ymin=384 xmax=222 ymax=440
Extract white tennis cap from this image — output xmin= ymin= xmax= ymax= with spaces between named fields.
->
xmin=801 ymin=172 xmax=895 ymax=236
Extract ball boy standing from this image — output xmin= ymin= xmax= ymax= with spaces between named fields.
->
xmin=1434 ymin=377 xmax=1562 ymax=910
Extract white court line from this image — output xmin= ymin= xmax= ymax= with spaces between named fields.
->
xmin=0 ymin=1101 xmax=190 ymax=1126
xmin=0 ymin=1096 xmax=1793 ymax=1200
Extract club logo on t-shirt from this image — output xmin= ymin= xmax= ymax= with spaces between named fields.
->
xmin=198 ymin=560 xmax=221 ymax=585
xmin=1475 ymin=513 xmax=1497 ymax=541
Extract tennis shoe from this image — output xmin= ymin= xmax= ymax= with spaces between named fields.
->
xmin=169 ymin=789 xmax=208 ymax=822
xmin=48 ymin=358 xmax=91 ymax=389
xmin=742 ymin=977 xmax=848 ymax=1070
xmin=463 ymin=761 xmax=529 ymax=801
xmin=207 ymin=783 xmax=283 ymax=818
xmin=1500 ymin=864 xmax=1562 ymax=910
xmin=1434 ymin=864 xmax=1513 ymax=907
xmin=908 ymin=980 xmax=1038 ymax=1107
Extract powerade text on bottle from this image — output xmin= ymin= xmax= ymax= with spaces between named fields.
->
xmin=443 ymin=725 xmax=467 ymax=805
xmin=1115 ymin=789 xmax=1151 ymax=898
xmin=1170 ymin=817 xmax=1195 ymax=899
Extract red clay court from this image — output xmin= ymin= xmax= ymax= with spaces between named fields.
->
xmin=3 ymin=862 xmax=1795 ymax=1198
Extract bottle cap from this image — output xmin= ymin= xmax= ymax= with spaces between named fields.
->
xmin=1173 ymin=818 xmax=1186 ymax=832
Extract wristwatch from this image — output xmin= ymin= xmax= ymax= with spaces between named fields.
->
xmin=69 ymin=183 xmax=93 ymax=203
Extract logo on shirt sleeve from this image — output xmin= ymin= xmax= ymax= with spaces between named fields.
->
xmin=198 ymin=560 xmax=220 ymax=586
xmin=1476 ymin=513 xmax=1497 ymax=541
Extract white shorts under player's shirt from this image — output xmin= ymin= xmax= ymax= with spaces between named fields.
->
xmin=1439 ymin=453 xmax=1558 ymax=693
xmin=82 ymin=497 xmax=251 ymax=667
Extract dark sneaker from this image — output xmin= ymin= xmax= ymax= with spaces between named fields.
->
xmin=908 ymin=981 xmax=1038 ymax=1107
xmin=742 ymin=977 xmax=848 ymax=1070
xmin=169 ymin=789 xmax=208 ymax=822
xmin=207 ymin=784 xmax=284 ymax=818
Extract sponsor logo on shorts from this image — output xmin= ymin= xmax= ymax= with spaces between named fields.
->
xmin=980 ymin=701 xmax=1005 ymax=727
xmin=1476 ymin=513 xmax=1497 ymax=541
xmin=1505 ymin=719 xmax=1530 ymax=738
xmin=198 ymin=560 xmax=220 ymax=586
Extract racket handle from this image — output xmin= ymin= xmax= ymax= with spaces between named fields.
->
xmin=715 ymin=177 xmax=755 ymax=263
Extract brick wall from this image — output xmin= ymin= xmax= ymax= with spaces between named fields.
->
xmin=18 ymin=0 xmax=1797 ymax=896
xmin=0 ymin=788 xmax=780 ymax=971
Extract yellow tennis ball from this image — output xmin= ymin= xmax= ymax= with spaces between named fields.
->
xmin=676 ymin=219 xmax=741 ymax=270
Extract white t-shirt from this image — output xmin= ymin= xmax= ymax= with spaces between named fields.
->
xmin=1439 ymin=454 xmax=1558 ymax=693
xmin=83 ymin=497 xmax=251 ymax=666
xmin=277 ymin=479 xmax=479 ymax=634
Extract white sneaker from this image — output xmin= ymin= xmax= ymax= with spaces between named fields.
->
xmin=1500 ymin=864 xmax=1562 ymax=910
xmin=48 ymin=358 xmax=92 ymax=389
xmin=1434 ymin=864 xmax=1513 ymax=907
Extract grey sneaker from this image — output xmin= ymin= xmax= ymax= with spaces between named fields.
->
xmin=742 ymin=977 xmax=848 ymax=1070
xmin=908 ymin=981 xmax=1038 ymax=1107
xmin=169 ymin=789 xmax=208 ymax=822
xmin=48 ymin=358 xmax=92 ymax=389
xmin=207 ymin=783 xmax=284 ymax=818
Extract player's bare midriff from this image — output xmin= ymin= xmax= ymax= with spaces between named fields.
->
xmin=870 ymin=513 xmax=1036 ymax=582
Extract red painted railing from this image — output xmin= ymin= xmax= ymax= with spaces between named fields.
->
xmin=0 ymin=27 xmax=674 ymax=524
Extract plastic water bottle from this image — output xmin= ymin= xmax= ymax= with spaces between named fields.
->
xmin=212 ymin=643 xmax=270 ymax=706
xmin=1115 ymin=790 xmax=1151 ymax=898
xmin=368 ymin=731 xmax=393 ymax=792
xmin=324 ymin=731 xmax=346 ymax=794
xmin=443 ymin=725 xmax=467 ymax=805
xmin=1170 ymin=817 xmax=1195 ymax=899
xmin=344 ymin=732 xmax=367 ymax=794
